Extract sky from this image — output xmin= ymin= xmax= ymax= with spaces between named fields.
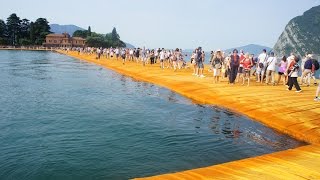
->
xmin=0 ymin=0 xmax=319 ymax=51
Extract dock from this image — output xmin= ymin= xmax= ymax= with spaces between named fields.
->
xmin=59 ymin=51 xmax=320 ymax=179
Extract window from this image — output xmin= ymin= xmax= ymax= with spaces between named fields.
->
xmin=54 ymin=40 xmax=57 ymax=43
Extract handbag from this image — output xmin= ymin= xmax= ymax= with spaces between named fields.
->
xmin=258 ymin=54 xmax=268 ymax=68
xmin=258 ymin=63 xmax=264 ymax=68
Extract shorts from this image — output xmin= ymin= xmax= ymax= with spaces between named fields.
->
xmin=197 ymin=62 xmax=204 ymax=69
xmin=213 ymin=68 xmax=220 ymax=76
xmin=256 ymin=67 xmax=262 ymax=74
xmin=238 ymin=67 xmax=244 ymax=74
xmin=244 ymin=69 xmax=251 ymax=76
xmin=160 ymin=59 xmax=164 ymax=62
xmin=278 ymin=72 xmax=284 ymax=75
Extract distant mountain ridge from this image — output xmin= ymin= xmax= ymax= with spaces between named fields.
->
xmin=273 ymin=5 xmax=320 ymax=56
xmin=50 ymin=24 xmax=85 ymax=35
xmin=125 ymin=43 xmax=135 ymax=48
xmin=183 ymin=44 xmax=272 ymax=55
xmin=224 ymin=44 xmax=272 ymax=55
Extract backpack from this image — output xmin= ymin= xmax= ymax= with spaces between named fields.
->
xmin=312 ymin=59 xmax=320 ymax=71
xmin=304 ymin=59 xmax=313 ymax=69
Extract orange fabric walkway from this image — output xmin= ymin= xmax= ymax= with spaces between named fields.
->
xmin=58 ymin=51 xmax=320 ymax=180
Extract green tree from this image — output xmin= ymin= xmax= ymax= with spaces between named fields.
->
xmin=19 ymin=38 xmax=31 ymax=46
xmin=87 ymin=26 xmax=91 ymax=37
xmin=0 ymin=19 xmax=6 ymax=37
xmin=29 ymin=22 xmax=35 ymax=44
xmin=86 ymin=36 xmax=109 ymax=47
xmin=0 ymin=19 xmax=7 ymax=44
xmin=20 ymin=18 xmax=30 ymax=39
xmin=6 ymin=13 xmax=21 ymax=46
xmin=73 ymin=30 xmax=88 ymax=38
xmin=111 ymin=27 xmax=120 ymax=41
xmin=33 ymin=18 xmax=51 ymax=45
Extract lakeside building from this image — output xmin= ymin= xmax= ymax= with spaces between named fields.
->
xmin=43 ymin=33 xmax=86 ymax=48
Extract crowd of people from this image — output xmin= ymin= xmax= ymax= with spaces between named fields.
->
xmin=62 ymin=46 xmax=320 ymax=101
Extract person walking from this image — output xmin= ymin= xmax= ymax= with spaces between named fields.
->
xmin=211 ymin=50 xmax=223 ymax=83
xmin=197 ymin=47 xmax=205 ymax=78
xmin=256 ymin=49 xmax=268 ymax=83
xmin=159 ymin=48 xmax=166 ymax=69
xmin=237 ymin=50 xmax=245 ymax=82
xmin=300 ymin=53 xmax=314 ymax=86
xmin=265 ymin=52 xmax=277 ymax=85
xmin=191 ymin=50 xmax=197 ymax=75
xmin=229 ymin=49 xmax=240 ymax=84
xmin=242 ymin=53 xmax=253 ymax=86
xmin=286 ymin=56 xmax=302 ymax=92
xmin=150 ymin=50 xmax=155 ymax=65
xmin=277 ymin=56 xmax=287 ymax=85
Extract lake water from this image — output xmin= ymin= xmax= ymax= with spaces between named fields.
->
xmin=0 ymin=50 xmax=305 ymax=180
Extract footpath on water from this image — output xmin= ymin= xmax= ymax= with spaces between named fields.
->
xmin=58 ymin=50 xmax=320 ymax=180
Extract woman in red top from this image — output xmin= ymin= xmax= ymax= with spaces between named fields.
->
xmin=242 ymin=53 xmax=253 ymax=86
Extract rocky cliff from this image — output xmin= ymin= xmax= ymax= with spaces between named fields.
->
xmin=273 ymin=5 xmax=320 ymax=57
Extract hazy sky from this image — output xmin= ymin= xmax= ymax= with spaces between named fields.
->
xmin=0 ymin=0 xmax=319 ymax=50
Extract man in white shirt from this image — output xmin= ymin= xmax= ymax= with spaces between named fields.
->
xmin=256 ymin=49 xmax=268 ymax=83
xmin=129 ymin=49 xmax=134 ymax=61
xmin=159 ymin=48 xmax=166 ymax=69
xmin=115 ymin=48 xmax=120 ymax=60
xmin=265 ymin=52 xmax=277 ymax=85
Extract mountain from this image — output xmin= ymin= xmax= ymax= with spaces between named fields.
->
xmin=224 ymin=44 xmax=272 ymax=55
xmin=125 ymin=42 xmax=135 ymax=48
xmin=50 ymin=24 xmax=85 ymax=35
xmin=273 ymin=5 xmax=320 ymax=57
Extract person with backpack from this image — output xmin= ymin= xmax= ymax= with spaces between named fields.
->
xmin=301 ymin=54 xmax=320 ymax=86
xmin=286 ymin=56 xmax=302 ymax=93
xmin=300 ymin=54 xmax=313 ymax=86
xmin=229 ymin=49 xmax=240 ymax=84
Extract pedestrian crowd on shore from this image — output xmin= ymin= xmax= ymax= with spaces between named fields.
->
xmin=61 ymin=46 xmax=320 ymax=101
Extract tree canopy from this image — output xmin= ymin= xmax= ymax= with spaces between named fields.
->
xmin=0 ymin=13 xmax=51 ymax=46
xmin=73 ymin=27 xmax=126 ymax=48
xmin=1 ymin=13 xmax=127 ymax=48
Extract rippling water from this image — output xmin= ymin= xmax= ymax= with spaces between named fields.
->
xmin=0 ymin=50 xmax=305 ymax=180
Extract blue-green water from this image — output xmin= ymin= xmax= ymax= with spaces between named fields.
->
xmin=0 ymin=50 xmax=304 ymax=180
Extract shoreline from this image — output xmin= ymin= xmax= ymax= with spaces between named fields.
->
xmin=0 ymin=47 xmax=53 ymax=51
